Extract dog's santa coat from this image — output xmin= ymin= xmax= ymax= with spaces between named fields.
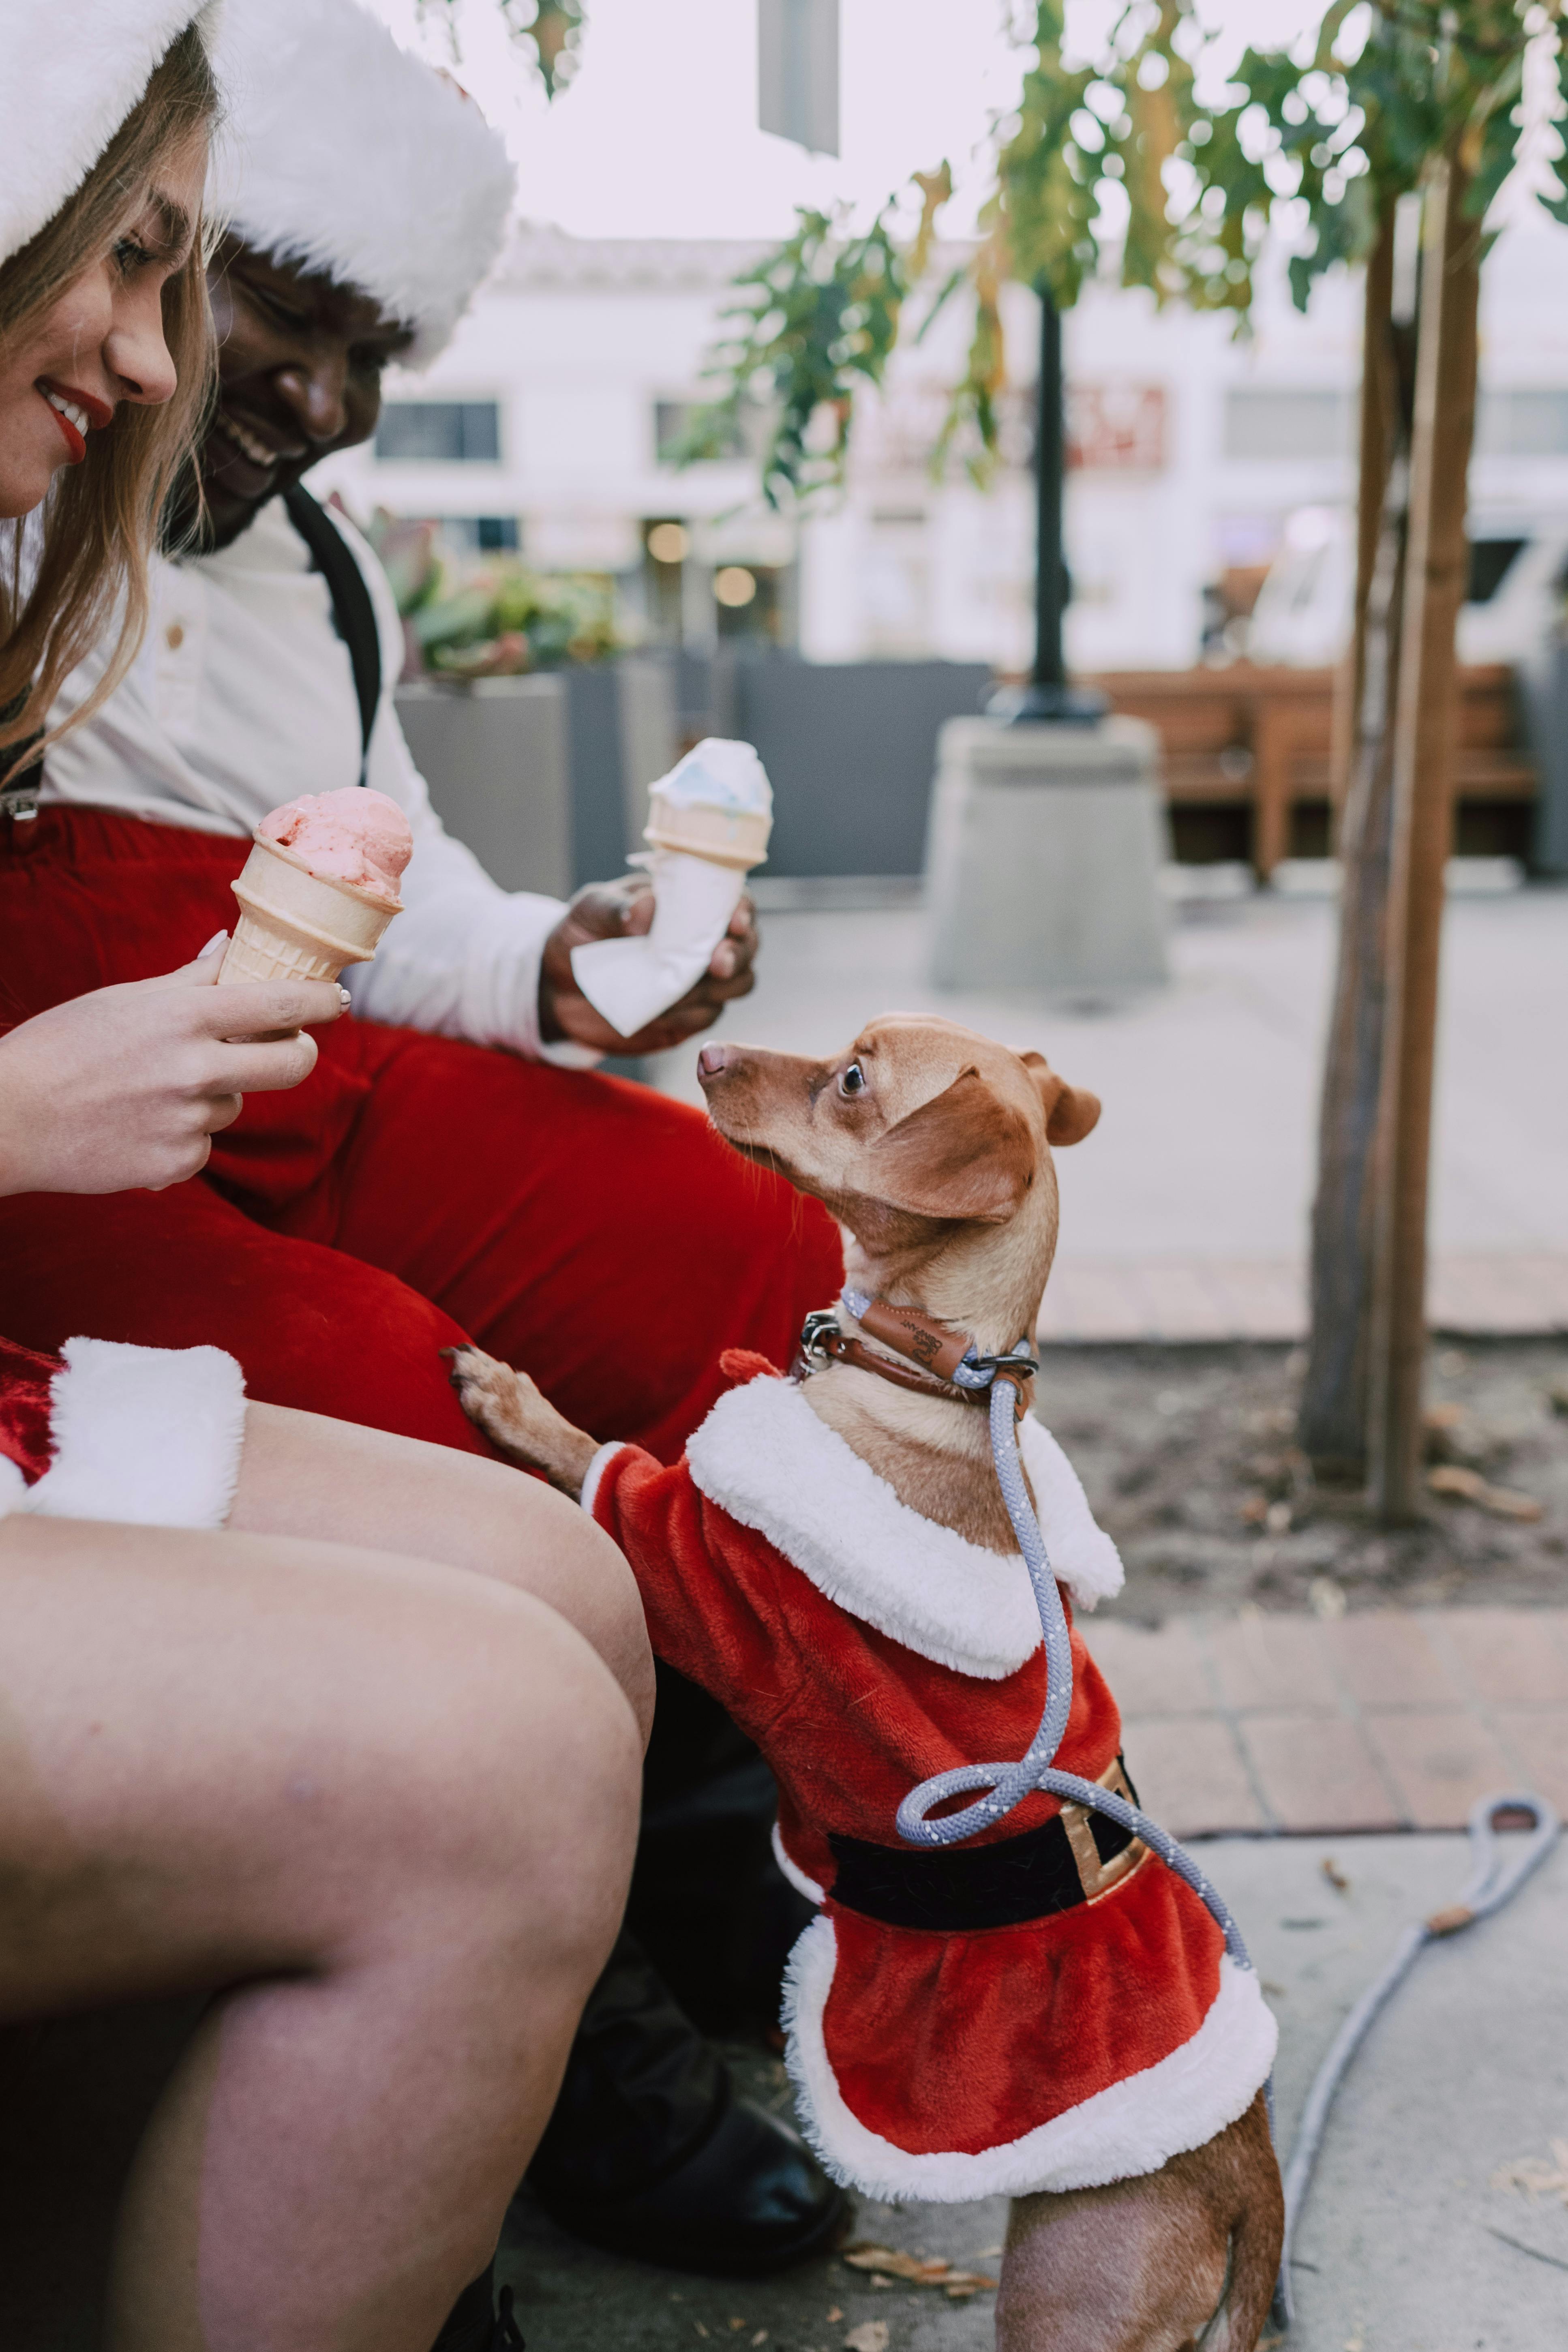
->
xmin=581 ymin=1356 xmax=1277 ymax=2202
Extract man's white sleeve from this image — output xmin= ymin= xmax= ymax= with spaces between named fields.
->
xmin=338 ymin=536 xmax=599 ymax=1067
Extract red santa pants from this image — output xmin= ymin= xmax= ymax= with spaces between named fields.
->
xmin=0 ymin=809 xmax=842 ymax=1463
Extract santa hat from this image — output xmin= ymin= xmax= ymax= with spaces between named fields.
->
xmin=0 ymin=0 xmax=218 ymax=266
xmin=207 ymin=0 xmax=516 ymax=365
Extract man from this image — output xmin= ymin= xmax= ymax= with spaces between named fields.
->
xmin=0 ymin=0 xmax=844 ymax=2281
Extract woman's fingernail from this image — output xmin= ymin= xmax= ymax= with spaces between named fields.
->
xmin=199 ymin=930 xmax=228 ymax=957
xmin=336 ymin=984 xmax=352 ymax=1010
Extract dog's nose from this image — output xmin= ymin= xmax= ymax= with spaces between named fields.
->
xmin=696 ymin=1043 xmax=735 ymax=1086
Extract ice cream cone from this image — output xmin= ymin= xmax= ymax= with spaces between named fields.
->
xmin=644 ymin=789 xmax=771 ymax=870
xmin=218 ymin=833 xmax=400 ymax=988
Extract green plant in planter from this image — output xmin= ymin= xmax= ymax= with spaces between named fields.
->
xmin=358 ymin=511 xmax=619 ymax=673
xmin=416 ymin=563 xmax=620 ymax=675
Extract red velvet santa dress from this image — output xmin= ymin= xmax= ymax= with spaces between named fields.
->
xmin=0 ymin=1332 xmax=248 ymax=1532
xmin=582 ymin=1358 xmax=1277 ymax=2202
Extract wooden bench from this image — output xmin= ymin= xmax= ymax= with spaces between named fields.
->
xmin=1082 ymin=662 xmax=1536 ymax=877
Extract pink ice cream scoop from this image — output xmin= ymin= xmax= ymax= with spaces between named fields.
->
xmin=258 ymin=787 xmax=413 ymax=906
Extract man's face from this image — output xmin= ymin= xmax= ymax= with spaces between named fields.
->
xmin=178 ymin=234 xmax=414 ymax=549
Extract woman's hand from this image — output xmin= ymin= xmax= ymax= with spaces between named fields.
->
xmin=539 ymin=876 xmax=759 ymax=1057
xmin=0 ymin=936 xmax=346 ymax=1197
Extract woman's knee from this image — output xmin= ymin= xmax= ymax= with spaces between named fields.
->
xmin=460 ymin=1467 xmax=654 ymax=1745
xmin=387 ymin=1585 xmax=643 ymax=1973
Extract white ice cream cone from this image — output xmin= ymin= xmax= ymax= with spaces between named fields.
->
xmin=218 ymin=833 xmax=400 ymax=988
xmin=644 ymin=790 xmax=772 ymax=870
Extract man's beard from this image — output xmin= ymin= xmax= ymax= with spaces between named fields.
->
xmin=161 ymin=447 xmax=276 ymax=557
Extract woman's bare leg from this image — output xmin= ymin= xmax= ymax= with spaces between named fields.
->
xmin=0 ymin=1515 xmax=641 ymax=2352
xmin=231 ymin=1402 xmax=655 ymax=1740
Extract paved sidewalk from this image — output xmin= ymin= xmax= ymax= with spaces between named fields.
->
xmin=1086 ymin=1605 xmax=1568 ymax=1835
xmin=649 ymin=884 xmax=1568 ymax=1341
xmin=503 ymin=1834 xmax=1568 ymax=2352
xmin=1037 ymin=1249 xmax=1568 ymax=1342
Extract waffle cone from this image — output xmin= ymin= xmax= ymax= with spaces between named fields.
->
xmin=644 ymin=791 xmax=771 ymax=870
xmin=218 ymin=834 xmax=400 ymax=988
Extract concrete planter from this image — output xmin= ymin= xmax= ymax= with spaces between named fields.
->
xmin=394 ymin=676 xmax=572 ymax=898
xmin=925 ymin=715 xmax=1169 ymax=993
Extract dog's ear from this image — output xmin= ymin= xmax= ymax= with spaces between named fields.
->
xmin=1020 ymin=1051 xmax=1101 ymax=1146
xmin=868 ymin=1067 xmax=1035 ymax=1223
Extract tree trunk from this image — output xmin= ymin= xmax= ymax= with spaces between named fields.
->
xmin=1298 ymin=208 xmax=1413 ymax=1468
xmin=1367 ymin=153 xmax=1482 ymax=1519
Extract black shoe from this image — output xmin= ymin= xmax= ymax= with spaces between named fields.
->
xmin=530 ymin=2086 xmax=848 ymax=2278
xmin=430 ymin=2264 xmax=523 ymax=2352
xmin=527 ymin=1929 xmax=847 ymax=2277
xmin=433 ymin=2258 xmax=524 ymax=2352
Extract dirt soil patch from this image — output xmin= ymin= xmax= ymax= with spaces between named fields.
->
xmin=1033 ymin=1336 xmax=1568 ymax=1616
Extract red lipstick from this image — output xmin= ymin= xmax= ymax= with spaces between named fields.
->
xmin=37 ymin=379 xmax=114 ymax=465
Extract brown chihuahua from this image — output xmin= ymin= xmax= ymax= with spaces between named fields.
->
xmin=450 ymin=1017 xmax=1283 ymax=2352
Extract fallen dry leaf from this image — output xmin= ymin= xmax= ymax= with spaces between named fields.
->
xmin=825 ymin=2309 xmax=842 ymax=2326
xmin=1492 ymin=2137 xmax=1568 ymax=2206
xmin=752 ymin=2334 xmax=768 ymax=2346
xmin=1322 ymin=1857 xmax=1350 ymax=1894
xmin=1427 ymin=1464 xmax=1542 ymax=1521
xmin=842 ymin=2244 xmax=996 ymax=2293
xmin=843 ymin=2325 xmax=889 ymax=2352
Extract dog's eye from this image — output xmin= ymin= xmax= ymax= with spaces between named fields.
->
xmin=840 ymin=1062 xmax=866 ymax=1096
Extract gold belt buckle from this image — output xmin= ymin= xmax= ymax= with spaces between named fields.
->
xmin=1060 ymin=1758 xmax=1146 ymax=1903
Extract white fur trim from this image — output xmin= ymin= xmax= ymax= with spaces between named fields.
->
xmin=580 ymin=1439 xmax=630 ymax=1521
xmin=1 ymin=1 xmax=216 ymax=265
xmin=208 ymin=0 xmax=516 ymax=363
xmin=26 ymin=1338 xmax=247 ymax=1530
xmin=782 ymin=1915 xmax=1277 ymax=2202
xmin=684 ymin=1377 xmax=1121 ymax=1679
xmin=0 ymin=1456 xmax=29 ymax=1520
xmin=772 ymin=1819 xmax=825 ymax=1906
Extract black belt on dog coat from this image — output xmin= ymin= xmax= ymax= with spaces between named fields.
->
xmin=827 ymin=1759 xmax=1142 ymax=1932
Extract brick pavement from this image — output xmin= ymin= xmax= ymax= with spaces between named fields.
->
xmin=1083 ymin=1604 xmax=1568 ymax=1834
xmin=1038 ymin=1250 xmax=1568 ymax=1342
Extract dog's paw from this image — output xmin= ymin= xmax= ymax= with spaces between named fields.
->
xmin=441 ymin=1344 xmax=540 ymax=1450
xmin=441 ymin=1345 xmax=598 ymax=1493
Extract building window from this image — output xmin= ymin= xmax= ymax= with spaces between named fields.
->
xmin=435 ymin=516 xmax=519 ymax=554
xmin=375 ymin=401 xmax=501 ymax=463
xmin=1475 ymin=390 xmax=1568 ymax=458
xmin=1223 ymin=389 xmax=1352 ymax=462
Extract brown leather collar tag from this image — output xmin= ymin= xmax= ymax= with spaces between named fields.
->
xmin=855 ymin=1298 xmax=973 ymax=1382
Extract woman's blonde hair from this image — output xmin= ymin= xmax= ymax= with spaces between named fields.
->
xmin=0 ymin=24 xmax=218 ymax=779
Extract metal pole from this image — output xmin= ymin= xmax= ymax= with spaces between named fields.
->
xmin=1034 ymin=286 xmax=1066 ymax=692
xmin=995 ymin=283 xmax=1105 ymax=726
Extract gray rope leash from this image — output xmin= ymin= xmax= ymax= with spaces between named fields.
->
xmin=894 ymin=1373 xmax=1257 ymax=1977
xmin=1273 ymin=1787 xmax=1559 ymax=2326
xmin=869 ymin=1335 xmax=1559 ymax=2334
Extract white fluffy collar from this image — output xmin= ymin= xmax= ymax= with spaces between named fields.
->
xmin=683 ymin=1375 xmax=1122 ymax=1682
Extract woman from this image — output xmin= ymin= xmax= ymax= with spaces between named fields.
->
xmin=0 ymin=14 xmax=650 ymax=2350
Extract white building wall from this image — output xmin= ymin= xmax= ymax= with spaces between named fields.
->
xmin=311 ymin=217 xmax=1568 ymax=674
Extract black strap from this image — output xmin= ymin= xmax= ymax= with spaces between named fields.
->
xmin=282 ymin=484 xmax=381 ymax=783
xmin=0 ymin=698 xmax=42 ymax=819
xmin=827 ymin=1760 xmax=1141 ymax=1933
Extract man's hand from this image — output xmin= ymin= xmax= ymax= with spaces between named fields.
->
xmin=539 ymin=875 xmax=759 ymax=1057
xmin=0 ymin=938 xmax=346 ymax=1197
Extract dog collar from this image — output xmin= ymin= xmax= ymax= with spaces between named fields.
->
xmin=798 ymin=1289 xmax=1038 ymax=1417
